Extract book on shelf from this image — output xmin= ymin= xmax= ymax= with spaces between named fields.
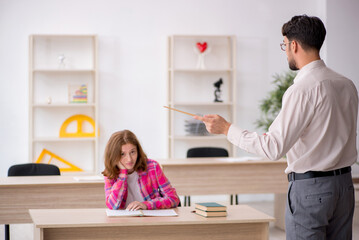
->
xmin=195 ymin=202 xmax=227 ymax=212
xmin=106 ymin=209 xmax=178 ymax=217
xmin=68 ymin=84 xmax=88 ymax=103
xmin=195 ymin=208 xmax=227 ymax=218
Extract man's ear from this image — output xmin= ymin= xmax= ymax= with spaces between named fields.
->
xmin=291 ymin=40 xmax=298 ymax=53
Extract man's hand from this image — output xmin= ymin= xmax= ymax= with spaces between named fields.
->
xmin=194 ymin=114 xmax=231 ymax=135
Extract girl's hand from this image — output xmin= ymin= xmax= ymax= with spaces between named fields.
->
xmin=126 ymin=201 xmax=147 ymax=211
xmin=117 ymin=161 xmax=126 ymax=170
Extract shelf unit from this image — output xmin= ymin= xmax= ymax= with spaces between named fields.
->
xmin=29 ymin=35 xmax=98 ymax=174
xmin=167 ymin=35 xmax=236 ymax=158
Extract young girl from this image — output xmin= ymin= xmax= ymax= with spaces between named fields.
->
xmin=102 ymin=130 xmax=180 ymax=211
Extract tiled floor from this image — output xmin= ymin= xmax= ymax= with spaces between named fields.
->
xmin=1 ymin=200 xmax=358 ymax=240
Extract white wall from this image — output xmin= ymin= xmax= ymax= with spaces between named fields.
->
xmin=326 ymin=0 xmax=359 ymax=88
xmin=1 ymin=0 xmax=350 ymax=177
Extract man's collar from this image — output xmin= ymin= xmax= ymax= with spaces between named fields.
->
xmin=294 ymin=59 xmax=325 ymax=84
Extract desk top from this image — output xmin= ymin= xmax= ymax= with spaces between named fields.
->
xmin=0 ymin=158 xmax=284 ymax=187
xmin=0 ymin=175 xmax=104 ymax=187
xmin=157 ymin=157 xmax=287 ymax=166
xmin=29 ymin=205 xmax=274 ymax=229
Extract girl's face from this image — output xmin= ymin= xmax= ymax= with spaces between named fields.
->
xmin=119 ymin=143 xmax=138 ymax=173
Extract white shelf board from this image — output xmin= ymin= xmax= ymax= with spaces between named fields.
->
xmin=170 ymin=135 xmax=227 ymax=140
xmin=171 ymin=102 xmax=233 ymax=106
xmin=170 ymin=68 xmax=233 ymax=73
xmin=33 ymin=69 xmax=95 ymax=73
xmin=32 ymin=103 xmax=95 ymax=108
xmin=33 ymin=137 xmax=97 ymax=142
xmin=171 ymin=34 xmax=234 ymax=38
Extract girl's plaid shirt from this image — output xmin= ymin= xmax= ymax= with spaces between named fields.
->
xmin=104 ymin=159 xmax=180 ymax=209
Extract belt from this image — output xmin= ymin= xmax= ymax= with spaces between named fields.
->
xmin=287 ymin=166 xmax=351 ymax=182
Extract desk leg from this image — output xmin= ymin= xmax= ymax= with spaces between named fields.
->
xmin=34 ymin=226 xmax=43 ymax=240
xmin=274 ymin=193 xmax=286 ymax=231
xmin=230 ymin=194 xmax=239 ymax=205
xmin=5 ymin=224 xmax=9 ymax=240
xmin=183 ymin=196 xmax=191 ymax=207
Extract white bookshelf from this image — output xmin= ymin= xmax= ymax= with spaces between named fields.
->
xmin=167 ymin=35 xmax=236 ymax=158
xmin=29 ymin=34 xmax=99 ymax=174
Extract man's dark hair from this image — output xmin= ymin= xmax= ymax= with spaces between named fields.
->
xmin=282 ymin=15 xmax=326 ymax=51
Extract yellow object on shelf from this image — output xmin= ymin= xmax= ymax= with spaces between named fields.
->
xmin=36 ymin=149 xmax=83 ymax=172
xmin=59 ymin=114 xmax=96 ymax=138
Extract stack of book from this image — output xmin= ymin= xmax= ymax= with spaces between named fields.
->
xmin=195 ymin=202 xmax=227 ymax=217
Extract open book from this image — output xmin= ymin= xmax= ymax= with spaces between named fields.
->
xmin=106 ymin=209 xmax=178 ymax=217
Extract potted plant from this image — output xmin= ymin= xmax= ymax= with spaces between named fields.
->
xmin=256 ymin=71 xmax=297 ymax=131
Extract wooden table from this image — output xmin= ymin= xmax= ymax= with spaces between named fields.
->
xmin=158 ymin=158 xmax=288 ymax=229
xmin=30 ymin=205 xmax=274 ymax=240
xmin=0 ymin=158 xmax=287 ymax=225
xmin=157 ymin=158 xmax=288 ymax=195
xmin=0 ymin=176 xmax=105 ymax=224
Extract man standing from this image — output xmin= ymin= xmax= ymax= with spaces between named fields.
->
xmin=195 ymin=15 xmax=358 ymax=239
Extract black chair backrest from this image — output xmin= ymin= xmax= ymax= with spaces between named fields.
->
xmin=8 ymin=163 xmax=60 ymax=176
xmin=187 ymin=147 xmax=229 ymax=158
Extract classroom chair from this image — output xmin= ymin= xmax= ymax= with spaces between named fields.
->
xmin=5 ymin=163 xmax=60 ymax=240
xmin=186 ymin=147 xmax=238 ymax=206
xmin=187 ymin=147 xmax=229 ymax=158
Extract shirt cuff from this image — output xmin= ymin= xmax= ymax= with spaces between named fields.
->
xmin=143 ymin=201 xmax=153 ymax=210
xmin=227 ymin=124 xmax=245 ymax=147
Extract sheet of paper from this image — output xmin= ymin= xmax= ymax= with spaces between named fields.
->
xmin=141 ymin=209 xmax=178 ymax=216
xmin=106 ymin=209 xmax=142 ymax=217
xmin=106 ymin=209 xmax=178 ymax=217
xmin=73 ymin=176 xmax=103 ymax=181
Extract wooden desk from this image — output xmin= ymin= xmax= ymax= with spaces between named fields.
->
xmin=0 ymin=176 xmax=105 ymax=224
xmin=159 ymin=158 xmax=288 ymax=230
xmin=30 ymin=205 xmax=274 ymax=240
xmin=0 ymin=159 xmax=287 ymax=225
xmin=158 ymin=158 xmax=288 ymax=195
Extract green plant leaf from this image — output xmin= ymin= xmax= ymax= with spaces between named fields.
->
xmin=256 ymin=71 xmax=297 ymax=131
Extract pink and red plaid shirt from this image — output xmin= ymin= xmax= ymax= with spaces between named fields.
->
xmin=104 ymin=159 xmax=180 ymax=210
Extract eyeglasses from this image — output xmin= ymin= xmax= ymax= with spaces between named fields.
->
xmin=280 ymin=41 xmax=293 ymax=51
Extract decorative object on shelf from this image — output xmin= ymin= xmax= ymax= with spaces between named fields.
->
xmin=57 ymin=54 xmax=67 ymax=69
xmin=194 ymin=42 xmax=211 ymax=69
xmin=47 ymin=96 xmax=52 ymax=104
xmin=68 ymin=84 xmax=88 ymax=103
xmin=184 ymin=118 xmax=209 ymax=136
xmin=59 ymin=114 xmax=96 ymax=138
xmin=255 ymin=71 xmax=296 ymax=131
xmin=36 ymin=148 xmax=83 ymax=172
xmin=213 ymin=78 xmax=223 ymax=102
xmin=196 ymin=42 xmax=207 ymax=53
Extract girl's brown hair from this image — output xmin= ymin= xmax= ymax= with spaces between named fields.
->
xmin=102 ymin=130 xmax=148 ymax=179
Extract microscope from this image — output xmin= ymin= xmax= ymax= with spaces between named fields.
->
xmin=214 ymin=78 xmax=223 ymax=102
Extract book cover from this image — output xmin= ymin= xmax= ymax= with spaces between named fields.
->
xmin=68 ymin=84 xmax=88 ymax=103
xmin=195 ymin=208 xmax=227 ymax=218
xmin=106 ymin=209 xmax=178 ymax=217
xmin=195 ymin=202 xmax=227 ymax=212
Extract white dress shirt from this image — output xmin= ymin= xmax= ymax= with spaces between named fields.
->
xmin=228 ymin=60 xmax=358 ymax=173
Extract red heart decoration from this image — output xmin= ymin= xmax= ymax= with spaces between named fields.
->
xmin=196 ymin=42 xmax=207 ymax=53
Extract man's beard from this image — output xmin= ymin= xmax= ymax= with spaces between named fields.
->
xmin=288 ymin=58 xmax=299 ymax=71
